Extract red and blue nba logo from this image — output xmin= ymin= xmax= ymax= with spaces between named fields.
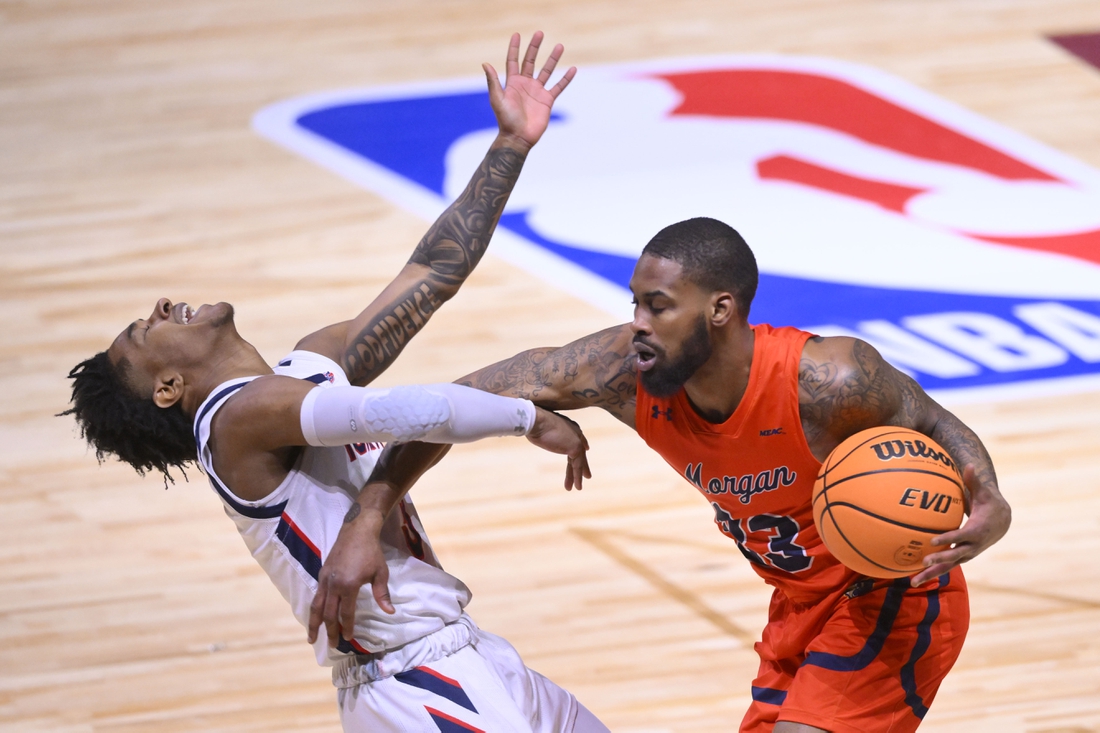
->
xmin=254 ymin=56 xmax=1100 ymax=401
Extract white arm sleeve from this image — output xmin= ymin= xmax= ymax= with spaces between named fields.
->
xmin=299 ymin=383 xmax=537 ymax=447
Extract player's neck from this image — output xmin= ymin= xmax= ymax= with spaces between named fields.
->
xmin=683 ymin=322 xmax=754 ymax=423
xmin=180 ymin=340 xmax=273 ymax=417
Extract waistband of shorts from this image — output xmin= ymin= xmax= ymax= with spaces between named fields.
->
xmin=331 ymin=613 xmax=478 ymax=689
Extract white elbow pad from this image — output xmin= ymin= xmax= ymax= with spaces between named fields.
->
xmin=417 ymin=382 xmax=537 ymax=443
xmin=299 ymin=384 xmax=536 ymax=447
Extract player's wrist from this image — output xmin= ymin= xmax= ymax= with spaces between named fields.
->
xmin=346 ymin=488 xmax=396 ymax=531
xmin=526 ymin=405 xmax=553 ymax=438
xmin=493 ymin=131 xmax=534 ymax=156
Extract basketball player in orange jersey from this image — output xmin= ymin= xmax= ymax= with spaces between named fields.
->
xmin=311 ymin=217 xmax=1012 ymax=732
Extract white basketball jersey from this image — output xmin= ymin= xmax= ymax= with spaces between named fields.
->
xmin=193 ymin=350 xmax=472 ymax=666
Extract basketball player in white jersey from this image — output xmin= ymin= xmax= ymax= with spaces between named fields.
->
xmin=63 ymin=33 xmax=609 ymax=733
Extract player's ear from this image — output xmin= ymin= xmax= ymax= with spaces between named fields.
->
xmin=710 ymin=291 xmax=736 ymax=327
xmin=152 ymin=372 xmax=185 ymax=409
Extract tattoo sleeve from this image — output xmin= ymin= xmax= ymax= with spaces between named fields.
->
xmin=343 ymin=282 xmax=443 ymax=385
xmin=893 ymin=361 xmax=1000 ymax=495
xmin=800 ymin=337 xmax=999 ymax=492
xmin=927 ymin=401 xmax=1000 ymax=494
xmin=342 ymin=142 xmax=527 ymax=385
xmin=799 ymin=339 xmax=901 ymax=451
xmin=406 ymin=145 xmax=525 ymax=296
xmin=459 ymin=325 xmax=640 ymax=427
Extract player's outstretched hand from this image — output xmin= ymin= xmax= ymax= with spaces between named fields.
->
xmin=526 ymin=408 xmax=592 ymax=490
xmin=308 ymin=503 xmax=394 ymax=648
xmin=484 ymin=31 xmax=576 ymax=150
xmin=910 ymin=464 xmax=1011 ymax=586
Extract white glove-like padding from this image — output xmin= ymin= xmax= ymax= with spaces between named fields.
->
xmin=299 ymin=383 xmax=537 ymax=447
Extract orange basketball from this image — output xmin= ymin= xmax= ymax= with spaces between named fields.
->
xmin=812 ymin=426 xmax=966 ymax=578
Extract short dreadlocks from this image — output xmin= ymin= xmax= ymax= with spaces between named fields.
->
xmin=61 ymin=351 xmax=196 ymax=481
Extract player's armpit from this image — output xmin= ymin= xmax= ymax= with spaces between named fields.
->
xmin=458 ymin=324 xmax=640 ymax=428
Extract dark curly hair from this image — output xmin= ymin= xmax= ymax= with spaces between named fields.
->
xmin=61 ymin=351 xmax=197 ymax=481
xmin=642 ymin=217 xmax=759 ymax=317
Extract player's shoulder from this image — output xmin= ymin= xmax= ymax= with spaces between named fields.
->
xmin=213 ymin=374 xmax=310 ymax=428
xmin=583 ymin=323 xmax=638 ymax=380
xmin=797 ymin=335 xmax=893 ymax=412
xmin=799 ymin=333 xmax=880 ymax=370
xmin=586 ymin=323 xmax=638 ymax=370
xmin=211 ymin=351 xmax=345 ymax=449
xmin=796 ymin=333 xmax=908 ymax=452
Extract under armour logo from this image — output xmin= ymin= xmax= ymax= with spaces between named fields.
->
xmin=652 ymin=406 xmax=673 ymax=420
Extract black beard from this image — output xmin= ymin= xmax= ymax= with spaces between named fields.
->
xmin=639 ymin=316 xmax=713 ymax=398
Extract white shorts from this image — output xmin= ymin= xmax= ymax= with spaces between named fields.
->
xmin=333 ymin=614 xmax=585 ymax=733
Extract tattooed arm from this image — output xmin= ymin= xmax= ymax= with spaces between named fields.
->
xmin=799 ymin=336 xmax=1011 ymax=586
xmin=306 ymin=325 xmax=634 ymax=644
xmin=307 ymin=406 xmax=591 ymax=646
xmin=458 ymin=323 xmax=641 ymax=428
xmin=295 ymin=33 xmax=576 ymax=386
xmin=306 ymin=440 xmax=449 ymax=645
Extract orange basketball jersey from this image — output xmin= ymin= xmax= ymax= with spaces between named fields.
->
xmin=636 ymin=324 xmax=859 ymax=603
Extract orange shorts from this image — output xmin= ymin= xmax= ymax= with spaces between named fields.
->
xmin=741 ymin=568 xmax=969 ymax=733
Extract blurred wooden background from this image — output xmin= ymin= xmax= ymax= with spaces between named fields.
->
xmin=3 ymin=1 xmax=1100 ymax=731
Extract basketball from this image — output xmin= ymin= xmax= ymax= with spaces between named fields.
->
xmin=812 ymin=427 xmax=967 ymax=578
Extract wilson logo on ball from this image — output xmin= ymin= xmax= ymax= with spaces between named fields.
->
xmin=871 ymin=439 xmax=956 ymax=470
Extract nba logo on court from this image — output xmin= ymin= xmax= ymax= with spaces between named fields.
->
xmin=254 ymin=56 xmax=1100 ymax=401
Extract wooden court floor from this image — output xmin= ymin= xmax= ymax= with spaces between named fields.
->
xmin=3 ymin=1 xmax=1100 ymax=730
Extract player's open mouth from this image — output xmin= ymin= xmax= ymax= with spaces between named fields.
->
xmin=175 ymin=303 xmax=197 ymax=324
xmin=633 ymin=340 xmax=658 ymax=371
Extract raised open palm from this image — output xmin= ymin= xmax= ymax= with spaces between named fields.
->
xmin=484 ymin=32 xmax=576 ymax=149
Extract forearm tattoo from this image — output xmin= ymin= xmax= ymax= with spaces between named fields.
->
xmin=461 ymin=326 xmax=639 ymax=426
xmin=930 ymin=411 xmax=999 ymax=492
xmin=407 ymin=145 xmax=526 ymax=294
xmin=901 ymin=362 xmax=999 ymax=492
xmin=345 ymin=283 xmax=442 ymax=382
xmin=343 ymin=144 xmax=526 ymax=384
